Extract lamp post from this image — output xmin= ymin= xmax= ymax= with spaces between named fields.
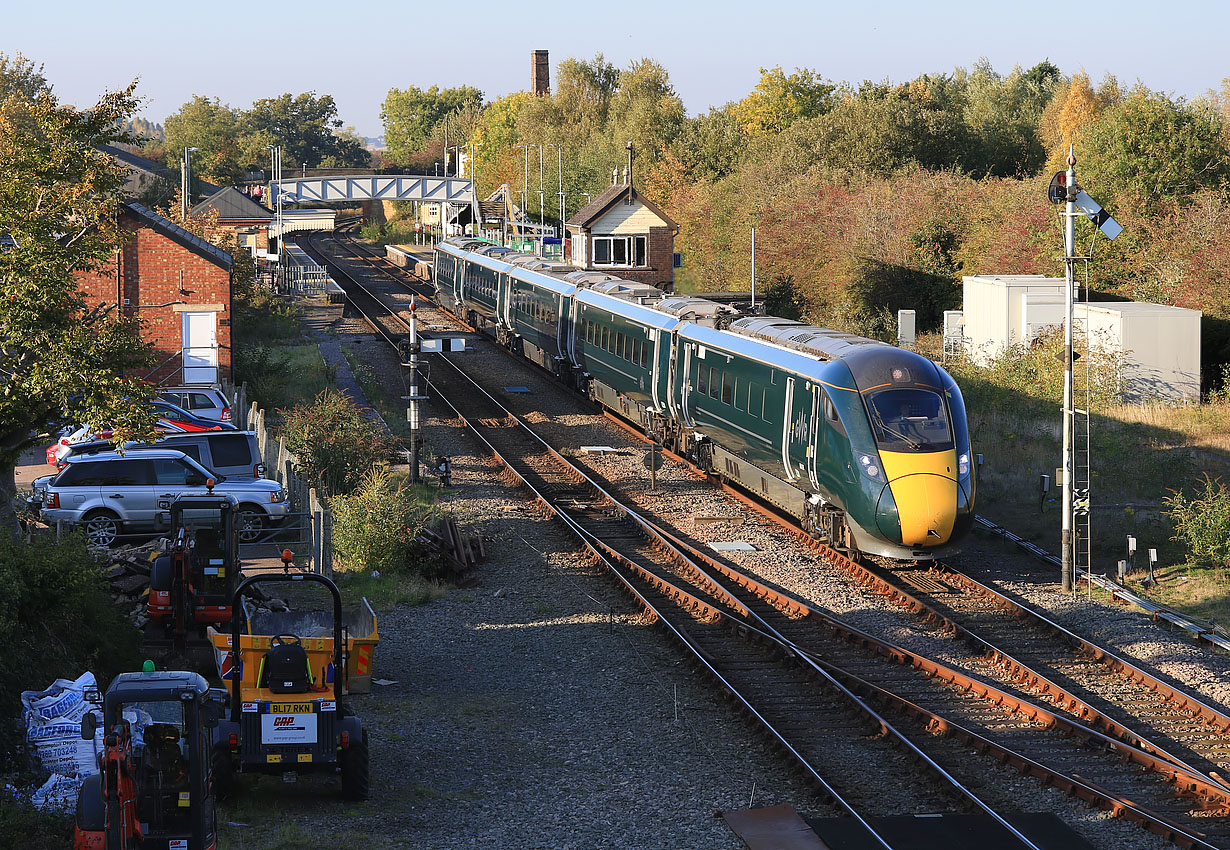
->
xmin=181 ymin=147 xmax=199 ymax=222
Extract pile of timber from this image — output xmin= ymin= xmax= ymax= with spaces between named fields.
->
xmin=417 ymin=517 xmax=484 ymax=584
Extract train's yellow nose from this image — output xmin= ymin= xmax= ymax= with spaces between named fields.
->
xmin=878 ymin=450 xmax=958 ymax=546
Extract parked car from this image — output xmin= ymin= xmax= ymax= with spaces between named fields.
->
xmin=60 ymin=431 xmax=265 ymax=479
xmin=156 ymin=387 xmax=232 ymax=423
xmin=44 ymin=402 xmax=233 ymax=466
xmin=46 ymin=419 xmax=192 ymax=466
xmin=151 ymin=400 xmax=237 ymax=431
xmin=33 ymin=449 xmax=289 ymax=547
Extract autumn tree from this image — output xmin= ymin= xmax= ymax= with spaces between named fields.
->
xmin=1 ymin=78 xmax=158 ymax=533
xmin=735 ymin=66 xmax=835 ymax=137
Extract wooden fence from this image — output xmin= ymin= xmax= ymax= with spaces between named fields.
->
xmin=222 ymin=382 xmax=332 ymax=575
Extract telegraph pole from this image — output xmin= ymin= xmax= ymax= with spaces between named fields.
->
xmin=1060 ymin=146 xmax=1076 ymax=592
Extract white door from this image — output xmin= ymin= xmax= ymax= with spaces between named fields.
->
xmin=182 ymin=311 xmax=218 ymax=384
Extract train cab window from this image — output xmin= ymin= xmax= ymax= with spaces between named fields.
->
xmin=865 ymin=388 xmax=952 ymax=451
xmin=721 ymin=372 xmax=733 ymax=405
xmin=823 ymin=390 xmax=847 ymax=436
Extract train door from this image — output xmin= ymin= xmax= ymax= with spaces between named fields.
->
xmin=781 ymin=376 xmax=812 ymax=484
xmin=498 ymin=273 xmax=512 ymax=329
xmin=678 ymin=342 xmax=694 ymax=428
xmin=555 ymin=294 xmax=567 ymax=361
xmin=458 ymin=260 xmax=469 ymax=309
xmin=806 ymin=386 xmax=822 ymax=490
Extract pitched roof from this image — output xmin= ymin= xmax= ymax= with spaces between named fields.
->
xmin=122 ymin=202 xmax=233 ymax=271
xmin=189 ymin=186 xmax=273 ymax=222
xmin=565 ymin=182 xmax=678 ymax=231
xmin=102 ymin=145 xmax=222 ymax=195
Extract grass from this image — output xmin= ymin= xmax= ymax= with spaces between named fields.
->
xmin=339 ymin=345 xmax=410 ymax=439
xmin=333 ymin=568 xmax=447 ymax=610
xmin=924 ymin=328 xmax=1230 ymax=621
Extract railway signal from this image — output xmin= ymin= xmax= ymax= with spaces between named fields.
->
xmin=399 ymin=299 xmax=468 ymax=483
xmin=1052 ymin=147 xmax=1122 ymax=592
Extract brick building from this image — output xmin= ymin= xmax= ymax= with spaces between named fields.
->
xmin=564 ymin=171 xmax=678 ymax=291
xmin=188 ymin=186 xmax=273 ymax=257
xmin=76 ymin=202 xmax=234 ymax=385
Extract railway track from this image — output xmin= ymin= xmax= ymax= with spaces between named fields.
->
xmin=302 ymin=228 xmax=1230 ymax=848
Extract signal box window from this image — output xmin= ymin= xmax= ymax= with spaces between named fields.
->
xmin=592 ymin=236 xmax=648 ymax=268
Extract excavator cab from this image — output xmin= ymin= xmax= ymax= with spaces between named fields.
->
xmin=147 ymin=494 xmax=242 ymax=655
xmin=74 ymin=669 xmax=225 ymax=850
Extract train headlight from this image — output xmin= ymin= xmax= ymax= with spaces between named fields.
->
xmin=859 ymin=454 xmax=881 ymax=480
xmin=958 ymin=453 xmax=970 ymax=477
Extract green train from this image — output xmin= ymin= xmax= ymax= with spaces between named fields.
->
xmin=435 ymin=238 xmax=975 ymax=559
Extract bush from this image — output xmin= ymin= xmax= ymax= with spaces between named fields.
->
xmin=0 ymin=536 xmax=140 ymax=767
xmin=281 ymin=388 xmax=393 ymax=496
xmin=1164 ymin=475 xmax=1230 ymax=569
xmin=330 ymin=467 xmax=435 ymax=575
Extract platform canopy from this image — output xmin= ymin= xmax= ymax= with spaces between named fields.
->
xmin=273 ymin=175 xmax=475 ymax=204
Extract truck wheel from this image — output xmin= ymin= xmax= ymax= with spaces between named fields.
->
xmin=340 ymin=730 xmax=369 ymax=801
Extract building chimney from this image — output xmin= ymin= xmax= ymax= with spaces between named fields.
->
xmin=611 ymin=168 xmax=618 ymax=186
xmin=626 ymin=141 xmax=634 ymax=189
xmin=532 ymin=50 xmax=550 ymax=96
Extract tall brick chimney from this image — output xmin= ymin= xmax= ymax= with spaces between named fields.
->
xmin=532 ymin=50 xmax=550 ymax=96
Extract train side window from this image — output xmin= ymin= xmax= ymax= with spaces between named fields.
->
xmin=709 ymin=367 xmax=720 ymax=399
xmin=616 ymin=332 xmax=624 ymax=359
xmin=721 ymin=372 xmax=733 ymax=405
xmin=641 ymin=340 xmax=649 ymax=367
xmin=697 ymin=362 xmax=708 ymax=395
xmin=602 ymin=326 xmax=610 ymax=351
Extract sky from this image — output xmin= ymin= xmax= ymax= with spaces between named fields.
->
xmin=5 ymin=0 xmax=1228 ymax=138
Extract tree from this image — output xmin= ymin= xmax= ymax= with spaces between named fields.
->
xmin=1 ymin=82 xmax=158 ymax=533
xmin=1080 ymin=88 xmax=1230 ymax=203
xmin=381 ymin=84 xmax=483 ymax=165
xmin=163 ymin=95 xmax=245 ymax=185
xmin=735 ymin=66 xmax=835 ymax=137
xmin=609 ymin=58 xmax=685 ymax=163
xmin=675 ymin=104 xmax=746 ymax=182
xmin=0 ymin=52 xmax=50 ymax=101
xmin=245 ymin=92 xmax=369 ymax=169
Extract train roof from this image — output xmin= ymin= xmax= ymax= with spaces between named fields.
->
xmin=726 ymin=317 xmax=886 ymax=361
xmin=590 ymin=280 xmax=664 ymax=305
xmin=577 ymin=288 xmax=683 ymax=332
xmin=509 ymin=264 xmax=577 ymax=296
xmin=655 ymin=296 xmax=739 ymax=327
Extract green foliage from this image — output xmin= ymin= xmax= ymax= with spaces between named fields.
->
xmin=0 ymin=535 xmax=140 ymax=766
xmin=844 ymin=258 xmax=959 ymax=332
xmin=280 ymin=389 xmax=393 ymax=496
xmin=761 ymin=274 xmax=805 ymax=321
xmin=330 ymin=467 xmax=436 ymax=576
xmin=381 ymin=84 xmax=483 ymax=166
xmin=1080 ymin=88 xmax=1230 ymax=203
xmin=1164 ymin=476 xmax=1230 ymax=568
xmin=246 ymin=92 xmax=369 ymax=170
xmin=163 ymin=95 xmax=245 ymax=185
xmin=1 ymin=76 xmax=158 ymax=529
xmin=0 ymin=52 xmax=50 ymax=101
xmin=673 ymin=104 xmax=746 ymax=182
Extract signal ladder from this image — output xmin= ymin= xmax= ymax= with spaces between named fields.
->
xmin=1072 ymin=261 xmax=1093 ymax=583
